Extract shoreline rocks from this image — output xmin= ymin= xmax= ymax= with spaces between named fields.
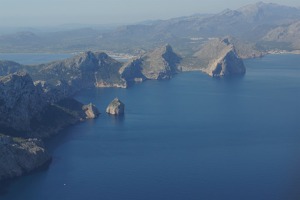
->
xmin=193 ymin=38 xmax=246 ymax=77
xmin=82 ymin=103 xmax=100 ymax=119
xmin=0 ymin=135 xmax=52 ymax=183
xmin=106 ymin=98 xmax=125 ymax=115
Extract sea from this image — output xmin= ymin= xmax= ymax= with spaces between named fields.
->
xmin=0 ymin=53 xmax=300 ymax=200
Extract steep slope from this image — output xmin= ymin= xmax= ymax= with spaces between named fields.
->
xmin=0 ymin=72 xmax=46 ymax=134
xmin=30 ymin=98 xmax=94 ymax=137
xmin=120 ymin=44 xmax=181 ymax=82
xmin=0 ymin=72 xmax=98 ymax=138
xmin=100 ymin=2 xmax=300 ymax=52
xmin=221 ymin=36 xmax=264 ymax=59
xmin=140 ymin=44 xmax=181 ymax=79
xmin=31 ymin=51 xmax=126 ymax=90
xmin=0 ymin=135 xmax=51 ymax=182
xmin=187 ymin=38 xmax=246 ymax=77
xmin=261 ymin=20 xmax=300 ymax=50
xmin=1 ymin=2 xmax=299 ymax=54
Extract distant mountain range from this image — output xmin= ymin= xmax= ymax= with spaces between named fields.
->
xmin=0 ymin=2 xmax=300 ymax=55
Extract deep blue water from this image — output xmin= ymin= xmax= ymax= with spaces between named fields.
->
xmin=1 ymin=54 xmax=300 ymax=200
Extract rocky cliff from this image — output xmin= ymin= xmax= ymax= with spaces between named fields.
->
xmin=82 ymin=103 xmax=100 ymax=119
xmin=120 ymin=44 xmax=181 ymax=82
xmin=106 ymin=98 xmax=125 ymax=115
xmin=192 ymin=38 xmax=246 ymax=77
xmin=0 ymin=72 xmax=99 ymax=138
xmin=32 ymin=51 xmax=126 ymax=92
xmin=0 ymin=71 xmax=100 ymax=184
xmin=0 ymin=134 xmax=51 ymax=183
xmin=0 ymin=72 xmax=46 ymax=134
xmin=30 ymin=98 xmax=97 ymax=137
xmin=140 ymin=44 xmax=181 ymax=79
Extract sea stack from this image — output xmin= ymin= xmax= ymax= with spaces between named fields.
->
xmin=106 ymin=98 xmax=125 ymax=115
xmin=82 ymin=103 xmax=100 ymax=119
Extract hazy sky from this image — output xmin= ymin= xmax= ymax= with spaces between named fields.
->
xmin=1 ymin=0 xmax=299 ymax=27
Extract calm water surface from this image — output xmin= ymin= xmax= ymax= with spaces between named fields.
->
xmin=1 ymin=54 xmax=300 ymax=200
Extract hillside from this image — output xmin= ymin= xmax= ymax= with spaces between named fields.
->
xmin=1 ymin=2 xmax=300 ymax=54
xmin=261 ymin=20 xmax=300 ymax=50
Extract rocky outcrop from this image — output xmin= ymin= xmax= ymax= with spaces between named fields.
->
xmin=119 ymin=59 xmax=146 ymax=85
xmin=0 ymin=73 xmax=100 ymax=184
xmin=120 ymin=44 xmax=181 ymax=82
xmin=106 ymin=98 xmax=125 ymax=115
xmin=193 ymin=38 xmax=246 ymax=77
xmin=82 ymin=103 xmax=100 ymax=119
xmin=0 ymin=134 xmax=51 ymax=182
xmin=0 ymin=72 xmax=46 ymax=134
xmin=0 ymin=72 xmax=100 ymax=138
xmin=140 ymin=44 xmax=181 ymax=79
xmin=30 ymin=98 xmax=99 ymax=138
xmin=32 ymin=51 xmax=126 ymax=94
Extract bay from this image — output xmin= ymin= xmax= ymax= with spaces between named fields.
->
xmin=1 ymin=54 xmax=300 ymax=200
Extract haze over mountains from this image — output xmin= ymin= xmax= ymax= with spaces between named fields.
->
xmin=1 ymin=2 xmax=300 ymax=55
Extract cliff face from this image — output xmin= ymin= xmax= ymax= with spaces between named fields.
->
xmin=193 ymin=38 xmax=246 ymax=77
xmin=0 ymin=72 xmax=46 ymax=134
xmin=0 ymin=134 xmax=51 ymax=182
xmin=106 ymin=98 xmax=125 ymax=115
xmin=0 ymin=73 xmax=99 ymax=183
xmin=30 ymin=98 xmax=95 ymax=138
xmin=32 ymin=51 xmax=126 ymax=93
xmin=262 ymin=20 xmax=300 ymax=50
xmin=0 ymin=72 xmax=98 ymax=138
xmin=140 ymin=44 xmax=181 ymax=79
xmin=120 ymin=44 xmax=181 ymax=82
xmin=119 ymin=59 xmax=146 ymax=85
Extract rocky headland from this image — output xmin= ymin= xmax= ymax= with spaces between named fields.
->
xmin=83 ymin=103 xmax=100 ymax=119
xmin=0 ymin=40 xmax=246 ymax=184
xmin=120 ymin=44 xmax=182 ymax=85
xmin=0 ymin=71 xmax=100 ymax=183
xmin=180 ymin=38 xmax=246 ymax=77
xmin=2 ymin=0 xmax=300 ymax=190
xmin=0 ymin=134 xmax=51 ymax=182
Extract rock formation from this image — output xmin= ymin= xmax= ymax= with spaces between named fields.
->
xmin=82 ymin=103 xmax=100 ymax=119
xmin=0 ymin=72 xmax=46 ymax=134
xmin=0 ymin=72 xmax=99 ymax=138
xmin=30 ymin=98 xmax=99 ymax=137
xmin=120 ymin=44 xmax=181 ymax=82
xmin=139 ymin=44 xmax=181 ymax=79
xmin=193 ymin=38 xmax=246 ymax=77
xmin=0 ymin=134 xmax=51 ymax=182
xmin=32 ymin=51 xmax=126 ymax=94
xmin=119 ymin=59 xmax=146 ymax=85
xmin=106 ymin=98 xmax=125 ymax=115
xmin=0 ymin=67 xmax=102 ymax=184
